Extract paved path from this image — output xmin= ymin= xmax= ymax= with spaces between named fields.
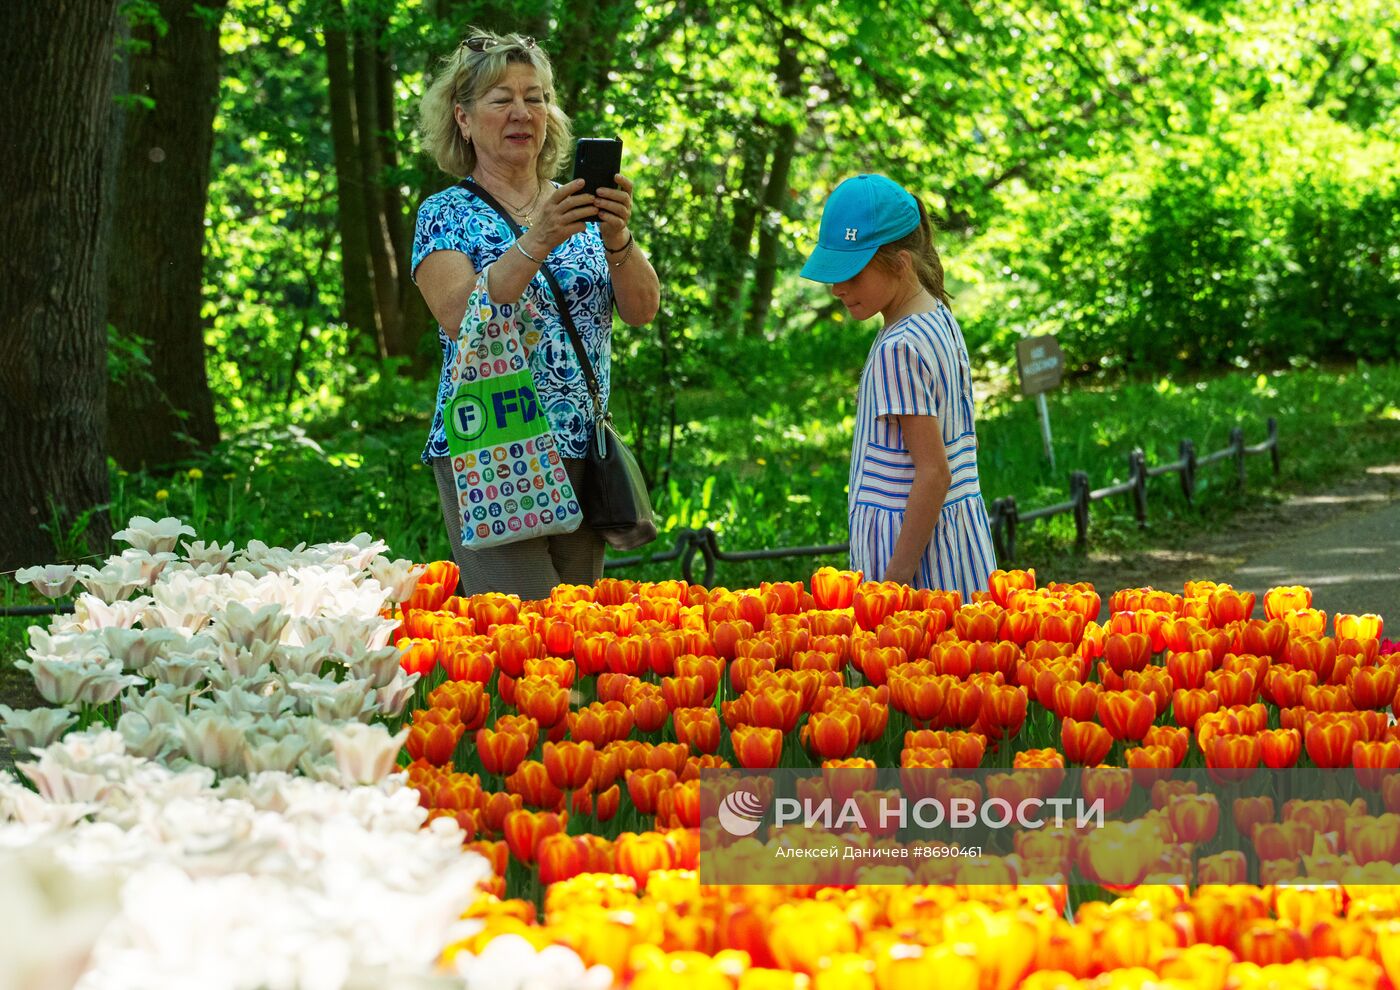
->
xmin=1225 ymin=480 xmax=1400 ymax=625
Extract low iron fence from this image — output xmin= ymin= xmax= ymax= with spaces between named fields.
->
xmin=0 ymin=419 xmax=1279 ymax=616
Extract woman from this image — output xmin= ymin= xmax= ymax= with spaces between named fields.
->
xmin=800 ymin=173 xmax=995 ymax=598
xmin=413 ymin=30 xmax=660 ymax=599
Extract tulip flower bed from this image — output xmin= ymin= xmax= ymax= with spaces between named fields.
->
xmin=7 ymin=519 xmax=1400 ymax=989
xmin=390 ymin=562 xmax=1400 ymax=989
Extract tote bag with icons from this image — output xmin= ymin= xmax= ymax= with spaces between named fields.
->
xmin=445 ymin=266 xmax=583 ymax=550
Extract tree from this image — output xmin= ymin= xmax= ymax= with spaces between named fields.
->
xmin=0 ymin=0 xmax=122 ymax=569
xmin=107 ymin=0 xmax=228 ymax=470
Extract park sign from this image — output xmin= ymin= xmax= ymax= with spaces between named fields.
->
xmin=1016 ymin=335 xmax=1064 ymax=396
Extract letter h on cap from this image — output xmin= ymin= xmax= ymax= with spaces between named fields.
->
xmin=844 ymin=227 xmax=858 ymax=241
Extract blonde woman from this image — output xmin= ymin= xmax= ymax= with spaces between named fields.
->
xmin=413 ymin=29 xmax=660 ymax=597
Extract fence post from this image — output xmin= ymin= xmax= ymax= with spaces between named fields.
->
xmin=1128 ymin=447 xmax=1148 ymax=530
xmin=1179 ymin=439 xmax=1197 ymax=506
xmin=1070 ymin=471 xmax=1090 ymax=551
xmin=1267 ymin=416 xmax=1280 ymax=474
xmin=989 ymin=498 xmax=1008 ymax=562
xmin=678 ymin=531 xmax=700 ymax=584
xmin=1230 ymin=426 xmax=1247 ymax=490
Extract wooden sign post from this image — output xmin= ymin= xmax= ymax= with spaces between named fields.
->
xmin=1015 ymin=336 xmax=1065 ymax=471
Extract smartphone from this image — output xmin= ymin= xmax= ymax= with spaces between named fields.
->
xmin=571 ymin=137 xmax=623 ymax=218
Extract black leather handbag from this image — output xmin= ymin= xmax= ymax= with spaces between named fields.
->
xmin=459 ymin=179 xmax=659 ymax=551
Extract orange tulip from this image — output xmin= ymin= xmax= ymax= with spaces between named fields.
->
xmin=853 ymin=583 xmax=904 ymax=631
xmin=1097 ymin=689 xmax=1156 ymax=742
xmin=537 ymin=832 xmax=589 ymax=885
xmin=506 ymin=760 xmax=564 ymax=809
xmin=1263 ymin=666 xmax=1316 ymax=708
xmin=629 ymin=684 xmax=671 ymax=733
xmin=1196 ymin=850 xmax=1246 ymax=885
xmin=987 ymin=567 xmax=1037 ymax=607
xmin=732 ymin=725 xmax=783 ymax=769
xmin=439 ymin=642 xmax=495 ymax=682
xmin=1052 ymin=681 xmax=1101 ymax=722
xmin=1081 ymin=767 xmax=1133 ymax=813
xmin=1103 ymin=632 xmax=1152 ymax=674
xmin=672 ymin=707 xmax=721 ymax=755
xmin=543 ymin=741 xmax=596 ymax=791
xmin=1260 ymin=728 xmax=1302 ymax=769
xmin=1263 ymin=585 xmax=1311 ymax=619
xmin=802 ymin=710 xmax=862 ymax=761
xmin=1208 ymin=587 xmax=1255 ymax=626
xmin=1126 ymin=745 xmax=1176 ymax=788
xmin=1171 ymin=688 xmax=1221 ymax=731
xmin=614 ymin=831 xmax=677 ymax=890
xmin=1166 ymin=649 xmax=1213 ymax=691
xmin=405 ymin=720 xmax=464 ymax=766
xmin=514 ymin=675 xmax=569 ymax=727
xmin=1353 ymin=740 xmax=1400 ymax=790
xmin=1305 ymin=718 xmax=1360 ymax=768
xmin=1204 ymin=733 xmax=1260 ymax=782
xmin=1166 ymin=792 xmax=1220 ymax=843
xmin=625 ymin=768 xmax=678 ymax=815
xmin=1351 ymin=665 xmax=1399 ymax=710
xmin=1061 ymin=718 xmax=1113 ymax=766
xmin=811 ymin=567 xmax=862 ymax=609
xmin=1233 ymin=795 xmax=1274 ymax=840
xmin=502 ymin=808 xmax=567 ymax=863
xmin=398 ymin=638 xmax=438 ymax=678
xmin=1336 ymin=612 xmax=1384 ymax=641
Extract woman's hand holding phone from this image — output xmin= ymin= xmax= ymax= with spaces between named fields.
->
xmin=518 ymin=179 xmax=595 ymax=258
xmin=595 ymin=173 xmax=635 ymax=251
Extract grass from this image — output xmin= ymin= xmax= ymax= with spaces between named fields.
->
xmin=5 ymin=337 xmax=1400 ymax=700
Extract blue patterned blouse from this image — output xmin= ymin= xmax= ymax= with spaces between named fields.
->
xmin=411 ymin=183 xmax=614 ymax=462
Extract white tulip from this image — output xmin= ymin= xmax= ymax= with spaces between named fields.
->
xmin=14 ymin=564 xmax=79 ymax=599
xmin=111 ymin=515 xmax=197 ymax=554
xmin=0 ymin=705 xmax=78 ymax=758
xmin=327 ymin=724 xmax=408 ymax=786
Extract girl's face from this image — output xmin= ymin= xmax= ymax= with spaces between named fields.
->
xmin=829 ymin=255 xmax=907 ymax=323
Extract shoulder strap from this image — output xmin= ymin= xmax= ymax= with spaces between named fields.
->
xmin=458 ymin=178 xmax=603 ymax=415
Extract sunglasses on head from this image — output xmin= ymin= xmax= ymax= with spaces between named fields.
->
xmin=461 ymin=35 xmax=536 ymax=54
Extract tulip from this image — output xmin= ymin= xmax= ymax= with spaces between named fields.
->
xmin=514 ymin=675 xmax=569 ymax=727
xmin=1204 ymin=733 xmax=1260 ymax=782
xmin=398 ymin=638 xmax=438 ymax=677
xmin=405 ymin=720 xmax=464 ymax=766
xmin=732 ymin=725 xmax=783 ymax=769
xmin=1344 ymin=814 xmax=1400 ymax=864
xmin=537 ymin=832 xmax=589 ymax=885
xmin=1081 ymin=767 xmax=1133 ymax=813
xmin=854 ymin=582 xmax=904 ymax=631
xmin=1352 ymin=665 xmax=1400 ymax=710
xmin=506 ymin=760 xmax=564 ymax=809
xmin=811 ymin=566 xmax=862 ymax=609
xmin=1142 ymin=725 xmax=1189 ymax=767
xmin=1253 ymin=820 xmax=1314 ymax=861
xmin=476 ymin=728 xmax=529 ymax=784
xmin=1097 ymin=689 xmax=1156 ymax=742
xmin=1256 ymin=727 xmax=1301 ymax=769
xmin=1208 ymin=587 xmax=1255 ymax=626
xmin=1354 ymin=740 xmax=1400 ymax=790
xmin=614 ymin=831 xmax=677 ymax=890
xmin=1263 ymin=666 xmax=1316 ymax=707
xmin=1196 ymin=850 xmax=1246 ymax=885
xmin=803 ymin=710 xmax=862 ymax=761
xmin=629 ymin=684 xmax=671 ymax=733
xmin=954 ymin=603 xmax=1002 ymax=642
xmin=1264 ymin=585 xmax=1312 ymax=619
xmin=1103 ymin=632 xmax=1152 ymax=674
xmin=1166 ymin=649 xmax=1213 ymax=691
xmin=1232 ymin=795 xmax=1274 ymax=840
xmin=672 ymin=707 xmax=721 ymax=755
xmin=1126 ymin=745 xmax=1176 ymax=788
xmin=502 ymin=808 xmax=567 ymax=863
xmin=1060 ymin=718 xmax=1112 ymax=766
xmin=1306 ymin=718 xmax=1360 ymax=768
xmin=1166 ymin=792 xmax=1220 ymax=843
xmin=987 ymin=567 xmax=1037 ymax=607
xmin=543 ymin=740 xmax=597 ymax=791
xmin=439 ymin=643 xmax=495 ymax=682
xmin=1236 ymin=920 xmax=1307 ymax=966
xmin=1337 ymin=612 xmax=1384 ymax=641
xmin=1171 ymin=688 xmax=1221 ymax=731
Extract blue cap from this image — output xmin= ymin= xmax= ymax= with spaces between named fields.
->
xmin=800 ymin=174 xmax=921 ymax=283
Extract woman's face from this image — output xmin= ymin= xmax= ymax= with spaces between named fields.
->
xmin=459 ymin=63 xmax=548 ymax=174
xmin=829 ymin=256 xmax=906 ymax=323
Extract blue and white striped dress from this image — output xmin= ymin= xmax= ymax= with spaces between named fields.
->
xmin=847 ymin=305 xmax=996 ymax=597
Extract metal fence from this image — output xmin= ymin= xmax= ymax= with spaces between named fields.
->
xmin=0 ymin=418 xmax=1279 ymax=617
xmin=602 ymin=417 xmax=1280 ymax=583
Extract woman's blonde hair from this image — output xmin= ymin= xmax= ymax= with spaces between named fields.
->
xmin=418 ymin=28 xmax=572 ymax=181
xmin=871 ymin=196 xmax=953 ymax=308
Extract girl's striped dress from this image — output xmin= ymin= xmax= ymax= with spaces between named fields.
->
xmin=847 ymin=304 xmax=997 ymax=598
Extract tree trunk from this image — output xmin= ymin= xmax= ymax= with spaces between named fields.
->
xmin=353 ymin=21 xmax=405 ymax=359
xmin=0 ymin=0 xmax=121 ymax=569
xmin=715 ymin=122 xmax=770 ymax=334
xmin=745 ymin=27 xmax=802 ymax=336
xmin=324 ymin=3 xmax=379 ymax=356
xmin=107 ymin=0 xmax=227 ymax=470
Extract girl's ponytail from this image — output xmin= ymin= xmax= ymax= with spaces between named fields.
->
xmin=873 ymin=195 xmax=952 ymax=308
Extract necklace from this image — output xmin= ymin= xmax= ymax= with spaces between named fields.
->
xmin=491 ymin=181 xmax=543 ymax=225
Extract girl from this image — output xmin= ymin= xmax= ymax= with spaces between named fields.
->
xmin=801 ymin=173 xmax=996 ymax=597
